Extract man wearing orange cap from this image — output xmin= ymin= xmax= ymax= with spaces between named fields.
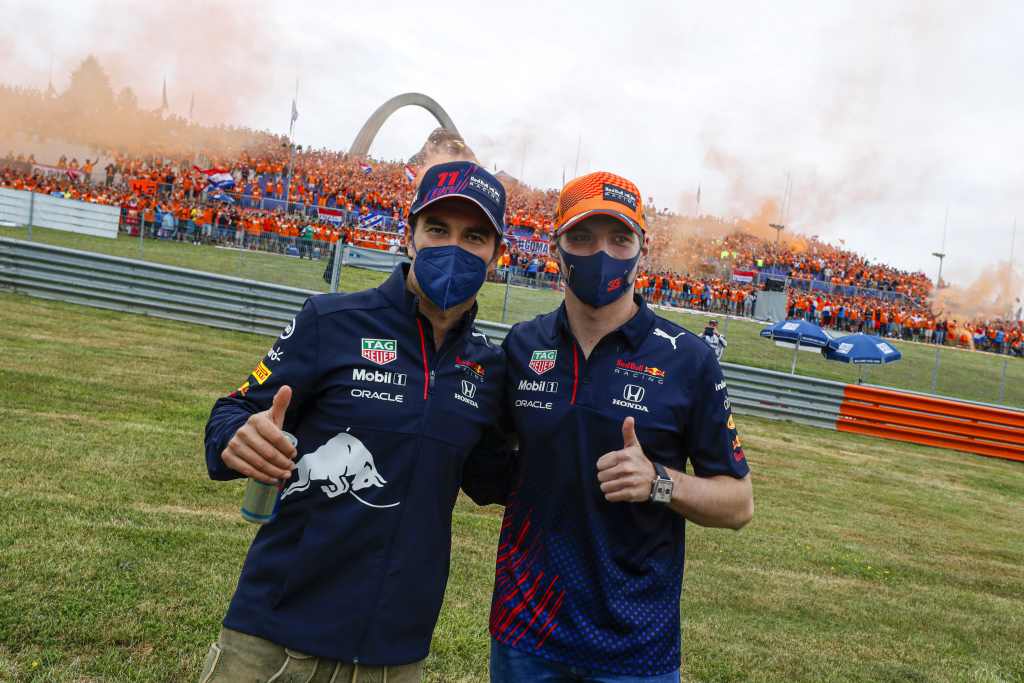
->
xmin=489 ymin=172 xmax=754 ymax=681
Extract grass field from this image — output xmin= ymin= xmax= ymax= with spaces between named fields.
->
xmin=4 ymin=225 xmax=1021 ymax=410
xmin=1 ymin=291 xmax=1023 ymax=682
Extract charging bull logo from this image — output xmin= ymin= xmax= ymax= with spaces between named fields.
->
xmin=281 ymin=431 xmax=399 ymax=508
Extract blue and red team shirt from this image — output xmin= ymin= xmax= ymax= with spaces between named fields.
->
xmin=490 ymin=296 xmax=749 ymax=676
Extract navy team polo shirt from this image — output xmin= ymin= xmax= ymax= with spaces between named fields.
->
xmin=489 ymin=295 xmax=749 ymax=676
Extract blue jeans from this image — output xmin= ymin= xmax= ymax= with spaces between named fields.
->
xmin=489 ymin=638 xmax=680 ymax=683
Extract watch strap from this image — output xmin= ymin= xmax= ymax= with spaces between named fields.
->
xmin=653 ymin=462 xmax=669 ymax=480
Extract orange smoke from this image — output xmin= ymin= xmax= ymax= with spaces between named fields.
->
xmin=929 ymin=259 xmax=1023 ymax=323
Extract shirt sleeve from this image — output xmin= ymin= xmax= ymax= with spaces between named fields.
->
xmin=683 ymin=353 xmax=749 ymax=479
xmin=204 ymin=299 xmax=321 ymax=480
xmin=460 ymin=404 xmax=517 ymax=507
xmin=461 ymin=339 xmax=517 ymax=506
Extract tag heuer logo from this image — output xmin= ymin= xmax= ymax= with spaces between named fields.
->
xmin=529 ymin=350 xmax=557 ymax=375
xmin=362 ymin=339 xmax=397 ymax=365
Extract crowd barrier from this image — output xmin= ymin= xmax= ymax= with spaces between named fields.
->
xmin=838 ymin=385 xmax=1024 ymax=461
xmin=1 ymin=236 xmax=1021 ymax=463
xmin=0 ymin=187 xmax=120 ymax=238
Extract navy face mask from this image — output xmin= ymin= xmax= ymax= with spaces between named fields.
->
xmin=411 ymin=237 xmax=489 ymax=311
xmin=557 ymin=244 xmax=641 ymax=309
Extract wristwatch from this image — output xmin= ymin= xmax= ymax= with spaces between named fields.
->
xmin=649 ymin=462 xmax=674 ymax=504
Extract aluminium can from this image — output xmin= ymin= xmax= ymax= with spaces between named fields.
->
xmin=240 ymin=431 xmax=298 ymax=525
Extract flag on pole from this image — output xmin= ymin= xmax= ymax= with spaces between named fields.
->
xmin=46 ymin=79 xmax=57 ymax=98
xmin=359 ymin=161 xmax=373 ymax=175
xmin=404 ymin=165 xmax=417 ymax=182
xmin=291 ymin=99 xmax=298 ymax=123
xmin=696 ymin=184 xmax=701 ymax=204
xmin=189 ymin=93 xmax=194 ymax=121
xmin=161 ymin=77 xmax=168 ymax=111
xmin=193 ymin=165 xmax=236 ymax=189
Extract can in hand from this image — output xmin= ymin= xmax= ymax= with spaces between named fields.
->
xmin=240 ymin=431 xmax=298 ymax=525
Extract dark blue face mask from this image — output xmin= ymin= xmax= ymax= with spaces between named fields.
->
xmin=411 ymin=236 xmax=490 ymax=311
xmin=557 ymin=244 xmax=641 ymax=309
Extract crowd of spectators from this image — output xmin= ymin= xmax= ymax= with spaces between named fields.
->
xmin=2 ymin=67 xmax=1020 ymax=356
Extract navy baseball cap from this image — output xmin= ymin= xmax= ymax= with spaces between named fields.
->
xmin=410 ymin=161 xmax=506 ymax=237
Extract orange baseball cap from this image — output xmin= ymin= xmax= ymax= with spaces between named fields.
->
xmin=553 ymin=171 xmax=645 ymax=237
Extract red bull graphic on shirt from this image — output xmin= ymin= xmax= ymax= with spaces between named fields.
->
xmin=456 ymin=355 xmax=485 ymax=380
xmin=615 ymin=359 xmax=667 ymax=382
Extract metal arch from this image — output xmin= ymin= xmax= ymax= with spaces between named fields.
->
xmin=349 ymin=93 xmax=460 ymax=157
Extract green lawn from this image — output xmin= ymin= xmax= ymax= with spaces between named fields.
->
xmin=0 ymin=291 xmax=1022 ymax=682
xmin=2 ymin=225 xmax=1022 ymax=410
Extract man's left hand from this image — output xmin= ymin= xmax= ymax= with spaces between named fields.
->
xmin=596 ymin=417 xmax=657 ymax=503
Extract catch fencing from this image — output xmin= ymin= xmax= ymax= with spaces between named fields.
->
xmin=0 ymin=187 xmax=120 ymax=238
xmin=0 ymin=189 xmax=408 ymax=293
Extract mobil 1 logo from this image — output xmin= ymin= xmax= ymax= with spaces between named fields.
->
xmin=518 ymin=380 xmax=558 ymax=393
xmin=353 ymin=368 xmax=407 ymax=386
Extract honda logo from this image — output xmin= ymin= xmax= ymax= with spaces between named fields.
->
xmin=462 ymin=380 xmax=477 ymax=398
xmin=624 ymin=385 xmax=644 ymax=403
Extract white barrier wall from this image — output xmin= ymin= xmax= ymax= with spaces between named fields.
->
xmin=0 ymin=187 xmax=120 ymax=239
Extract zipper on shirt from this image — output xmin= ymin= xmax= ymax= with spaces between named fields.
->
xmin=352 ymin=319 xmax=460 ymax=662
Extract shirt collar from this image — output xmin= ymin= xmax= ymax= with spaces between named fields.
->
xmin=547 ymin=293 xmax=657 ymax=350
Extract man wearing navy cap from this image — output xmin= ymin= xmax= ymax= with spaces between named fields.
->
xmin=489 ymin=172 xmax=754 ymax=682
xmin=200 ymin=161 xmax=511 ymax=683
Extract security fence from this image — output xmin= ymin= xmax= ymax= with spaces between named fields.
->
xmin=0 ymin=186 xmax=408 ymax=294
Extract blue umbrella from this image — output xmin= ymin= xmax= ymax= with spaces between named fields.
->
xmin=760 ymin=319 xmax=834 ymax=374
xmin=824 ymin=334 xmax=902 ymax=365
xmin=760 ymin=319 xmax=834 ymax=348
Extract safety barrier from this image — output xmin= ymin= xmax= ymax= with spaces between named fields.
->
xmin=838 ymin=385 xmax=1024 ymax=462
xmin=0 ymin=236 xmax=501 ymax=339
xmin=1 ymin=236 xmax=1021 ymax=462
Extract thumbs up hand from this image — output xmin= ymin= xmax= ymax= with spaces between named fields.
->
xmin=222 ymin=385 xmax=300 ymax=484
xmin=596 ymin=417 xmax=657 ymax=503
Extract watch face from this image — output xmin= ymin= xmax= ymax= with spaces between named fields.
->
xmin=652 ymin=479 xmax=673 ymax=504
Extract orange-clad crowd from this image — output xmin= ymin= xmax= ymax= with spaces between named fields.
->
xmin=2 ymin=73 xmax=1021 ymax=356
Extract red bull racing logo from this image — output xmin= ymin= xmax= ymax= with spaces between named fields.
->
xmin=615 ymin=359 xmax=667 ymax=382
xmin=456 ymin=355 xmax=485 ymax=380
xmin=733 ymin=436 xmax=745 ymax=462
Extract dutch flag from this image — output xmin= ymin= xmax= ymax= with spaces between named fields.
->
xmin=404 ymin=165 xmax=417 ymax=182
xmin=359 ymin=214 xmax=385 ymax=229
xmin=194 ymin=165 xmax=236 ymax=189
xmin=359 ymin=161 xmax=373 ymax=175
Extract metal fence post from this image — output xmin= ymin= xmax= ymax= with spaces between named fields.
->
xmin=237 ymin=225 xmax=244 ymax=279
xmin=138 ymin=215 xmax=144 ymax=261
xmin=501 ymin=273 xmax=512 ymax=325
xmin=23 ymin=191 xmax=35 ymax=241
xmin=999 ymin=359 xmax=1008 ymax=405
xmin=790 ymin=333 xmax=801 ymax=375
xmin=931 ymin=345 xmax=940 ymax=394
xmin=329 ymin=238 xmax=344 ymax=294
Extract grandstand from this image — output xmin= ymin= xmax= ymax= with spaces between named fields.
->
xmin=1 ymin=58 xmax=1022 ymax=358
